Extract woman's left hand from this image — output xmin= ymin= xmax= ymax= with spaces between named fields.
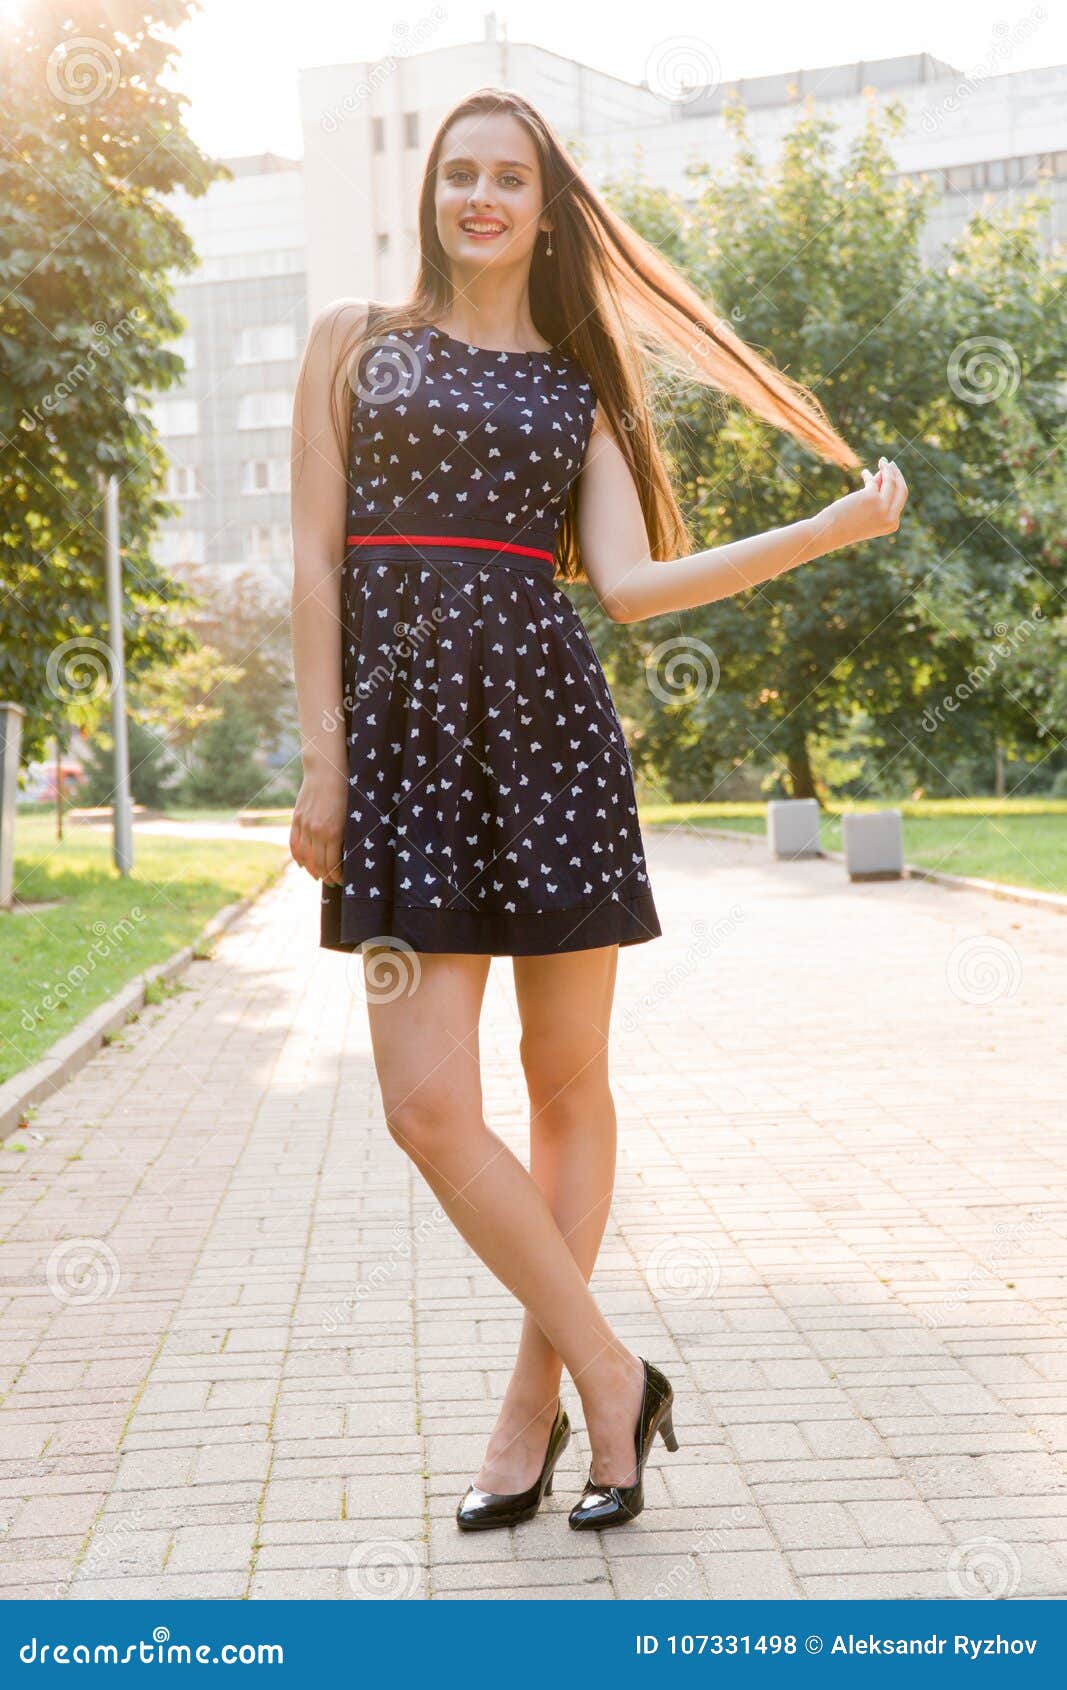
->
xmin=811 ymin=456 xmax=909 ymax=555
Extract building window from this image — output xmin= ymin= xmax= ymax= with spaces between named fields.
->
xmin=245 ymin=522 xmax=290 ymax=562
xmin=156 ymin=528 xmax=206 ymax=565
xmin=372 ymin=116 xmax=384 ymax=152
xmin=165 ymin=464 xmax=199 ymax=498
xmin=152 ymin=398 xmax=198 ymax=436
xmin=242 ymin=458 xmax=290 ymax=494
xmin=403 ymin=110 xmax=419 ymax=148
xmin=237 ymin=391 xmax=291 ymax=430
xmin=235 ymin=324 xmax=297 ymax=364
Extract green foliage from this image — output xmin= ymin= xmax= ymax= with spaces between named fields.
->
xmin=176 ymin=688 xmax=269 ymax=810
xmin=588 ymin=94 xmax=1067 ymax=801
xmin=135 ymin=565 xmax=296 ymax=756
xmin=0 ymin=0 xmax=227 ymax=763
xmin=80 ymin=716 xmax=177 ymax=808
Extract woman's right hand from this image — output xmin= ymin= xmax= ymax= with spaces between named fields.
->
xmin=290 ymin=765 xmax=348 ymax=886
xmin=809 ymin=456 xmax=909 ymax=557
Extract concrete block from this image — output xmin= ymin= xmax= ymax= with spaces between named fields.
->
xmin=767 ymin=799 xmax=821 ymax=858
xmin=842 ymin=810 xmax=903 ymax=880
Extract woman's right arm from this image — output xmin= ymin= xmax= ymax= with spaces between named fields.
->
xmin=288 ymin=298 xmax=369 ymax=885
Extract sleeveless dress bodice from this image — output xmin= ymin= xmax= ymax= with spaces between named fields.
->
xmin=318 ymin=312 xmax=662 ymax=958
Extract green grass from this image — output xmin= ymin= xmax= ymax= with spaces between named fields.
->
xmin=1 ymin=815 xmax=290 ymax=1087
xmin=641 ymin=799 xmax=1067 ymax=896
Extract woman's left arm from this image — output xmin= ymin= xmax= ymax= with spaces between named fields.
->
xmin=575 ymin=404 xmax=909 ymax=624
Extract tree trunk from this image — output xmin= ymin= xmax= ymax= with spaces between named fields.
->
xmin=54 ymin=731 xmax=64 ymax=842
xmin=786 ymin=737 xmax=816 ymax=799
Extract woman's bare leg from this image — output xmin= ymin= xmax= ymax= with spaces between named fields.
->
xmin=362 ymin=945 xmax=645 ymax=1488
xmin=472 ymin=945 xmax=621 ymax=1491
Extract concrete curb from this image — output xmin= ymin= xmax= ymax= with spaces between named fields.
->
xmin=675 ymin=822 xmax=1067 ymax=916
xmin=0 ymin=858 xmax=292 ymax=1140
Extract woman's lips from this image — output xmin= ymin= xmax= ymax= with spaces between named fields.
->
xmin=460 ymin=221 xmax=506 ymax=240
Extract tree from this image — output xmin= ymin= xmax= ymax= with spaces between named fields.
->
xmin=177 ymin=687 xmax=269 ymax=810
xmin=0 ymin=0 xmax=225 ymax=764
xmin=80 ymin=716 xmax=177 ymax=808
xmin=138 ymin=565 xmax=296 ymax=756
xmin=583 ymin=93 xmax=1067 ymax=801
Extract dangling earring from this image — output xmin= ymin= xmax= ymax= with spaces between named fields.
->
xmin=545 ymin=227 xmax=553 ymax=256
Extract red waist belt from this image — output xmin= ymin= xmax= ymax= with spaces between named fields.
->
xmin=345 ymin=532 xmax=555 ymax=564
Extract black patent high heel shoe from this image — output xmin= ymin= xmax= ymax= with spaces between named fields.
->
xmin=568 ymin=1357 xmax=679 ymax=1530
xmin=456 ymin=1400 xmax=571 ymax=1531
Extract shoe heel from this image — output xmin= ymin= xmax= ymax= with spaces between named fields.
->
xmin=660 ymin=1407 xmax=679 ymax=1452
xmin=544 ymin=1472 xmax=554 ymax=1496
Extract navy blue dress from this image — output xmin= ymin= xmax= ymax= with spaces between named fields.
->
xmin=319 ymin=311 xmax=663 ymax=957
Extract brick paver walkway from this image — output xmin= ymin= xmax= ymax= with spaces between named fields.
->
xmin=2 ymin=831 xmax=1066 ymax=1601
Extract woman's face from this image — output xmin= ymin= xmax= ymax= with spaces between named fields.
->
xmin=434 ymin=112 xmax=549 ymax=276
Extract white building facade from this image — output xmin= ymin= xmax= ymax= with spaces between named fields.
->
xmin=153 ymin=32 xmax=1067 ymax=583
xmin=153 ymin=154 xmax=307 ymax=589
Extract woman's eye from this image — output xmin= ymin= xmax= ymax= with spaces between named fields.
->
xmin=446 ymin=171 xmax=523 ymax=188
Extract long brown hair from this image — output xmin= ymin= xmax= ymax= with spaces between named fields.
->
xmin=331 ymin=86 xmax=861 ymax=583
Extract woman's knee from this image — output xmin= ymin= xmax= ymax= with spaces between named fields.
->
xmin=518 ymin=1029 xmax=611 ymax=1118
xmin=381 ymin=1088 xmax=454 ymax=1156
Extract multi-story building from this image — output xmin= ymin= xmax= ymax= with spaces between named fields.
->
xmin=299 ymin=34 xmax=1067 ymax=313
xmin=153 ymin=153 xmax=306 ymax=590
xmin=154 ymin=29 xmax=1067 ymax=584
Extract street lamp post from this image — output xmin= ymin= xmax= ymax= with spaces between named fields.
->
xmin=104 ymin=474 xmax=133 ymax=875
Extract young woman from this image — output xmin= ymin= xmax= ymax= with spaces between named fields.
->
xmin=289 ymin=86 xmax=908 ymax=1535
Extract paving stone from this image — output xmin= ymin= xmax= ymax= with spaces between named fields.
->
xmin=3 ymin=841 xmax=1067 ymax=1601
